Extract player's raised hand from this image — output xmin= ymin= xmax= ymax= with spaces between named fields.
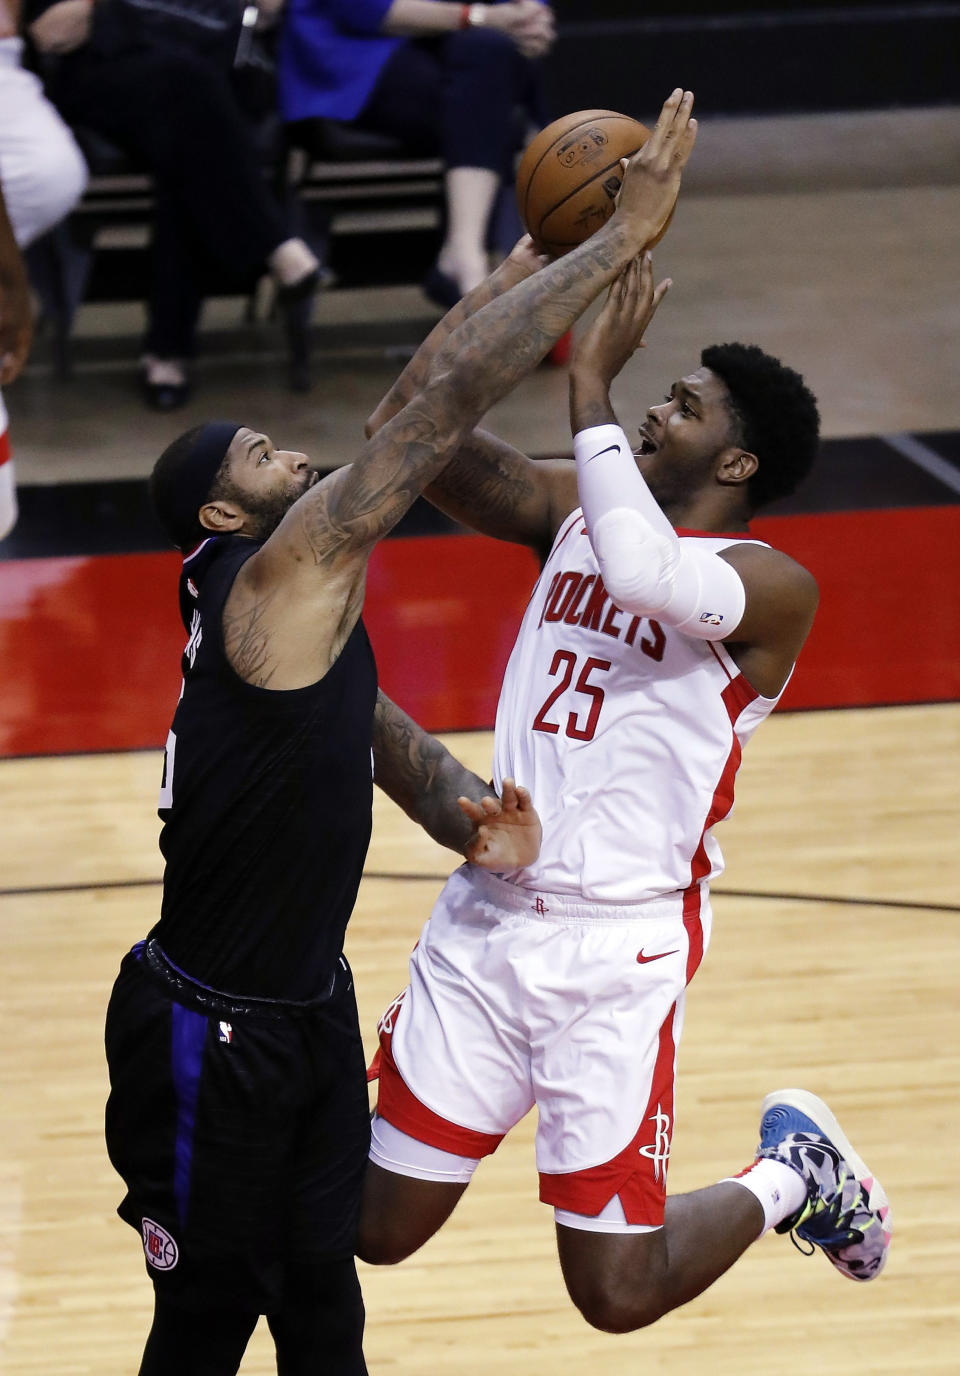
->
xmin=573 ymin=252 xmax=671 ymax=385
xmin=461 ymin=778 xmax=542 ymax=870
xmin=614 ymin=88 xmax=697 ymax=247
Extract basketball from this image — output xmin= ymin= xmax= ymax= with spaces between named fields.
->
xmin=517 ymin=109 xmax=659 ymax=257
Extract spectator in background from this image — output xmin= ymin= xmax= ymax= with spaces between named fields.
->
xmin=1 ymin=0 xmax=87 ymax=537
xmin=26 ymin=0 xmax=322 ymax=409
xmin=280 ymin=0 xmax=555 ymax=307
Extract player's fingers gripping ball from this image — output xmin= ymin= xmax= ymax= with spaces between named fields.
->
xmin=516 ymin=109 xmax=673 ymax=257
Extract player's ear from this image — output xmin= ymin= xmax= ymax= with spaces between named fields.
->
xmin=716 ymin=448 xmax=758 ymax=487
xmin=199 ymin=497 xmax=245 ymax=534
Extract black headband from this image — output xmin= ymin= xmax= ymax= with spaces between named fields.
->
xmin=149 ymin=421 xmax=241 ymax=551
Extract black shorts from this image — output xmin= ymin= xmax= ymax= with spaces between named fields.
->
xmin=104 ymin=940 xmax=371 ymax=1312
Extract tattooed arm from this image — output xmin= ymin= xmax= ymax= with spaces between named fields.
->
xmin=228 ymin=91 xmax=696 ymax=683
xmin=365 ymin=237 xmax=546 ymax=441
xmin=372 ymin=692 xmax=542 ymax=867
xmin=366 ymin=238 xmax=579 ymax=553
xmin=268 ymin=89 xmax=695 ymax=564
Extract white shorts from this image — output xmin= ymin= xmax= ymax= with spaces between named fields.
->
xmin=371 ymin=864 xmax=712 ymax=1228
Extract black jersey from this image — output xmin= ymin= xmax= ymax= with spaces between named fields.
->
xmin=151 ymin=535 xmax=378 ymax=999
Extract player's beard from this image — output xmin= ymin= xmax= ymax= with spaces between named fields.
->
xmin=226 ymin=471 xmax=314 ymax=542
xmin=245 ymin=490 xmax=298 ymax=541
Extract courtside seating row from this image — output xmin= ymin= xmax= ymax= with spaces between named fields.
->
xmin=24 ymin=119 xmax=455 ymax=386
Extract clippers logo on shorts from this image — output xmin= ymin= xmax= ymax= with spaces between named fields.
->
xmin=141 ymin=1218 xmax=179 ymax=1271
xmin=699 ymin=611 xmax=724 ymax=626
xmin=637 ymin=1104 xmax=671 ymax=1182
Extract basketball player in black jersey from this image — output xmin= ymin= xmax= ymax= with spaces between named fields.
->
xmin=103 ymin=90 xmax=699 ymax=1376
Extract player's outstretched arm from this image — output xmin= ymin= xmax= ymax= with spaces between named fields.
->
xmin=248 ymin=92 xmax=696 ymax=614
xmin=366 ymin=235 xmax=548 ymax=440
xmin=372 ymin=691 xmax=541 ymax=867
xmin=355 ymin=90 xmax=696 ymax=553
xmin=364 ymin=237 xmax=576 ymax=551
xmin=424 ymin=89 xmax=695 ymax=425
xmin=569 ymin=251 xmax=671 ymax=433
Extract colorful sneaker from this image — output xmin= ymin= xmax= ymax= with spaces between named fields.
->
xmin=757 ymin=1088 xmax=891 ymax=1282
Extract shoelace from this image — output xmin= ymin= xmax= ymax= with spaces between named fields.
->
xmin=796 ymin=1188 xmax=865 ymax=1249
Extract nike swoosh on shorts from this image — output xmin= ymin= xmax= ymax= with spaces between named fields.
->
xmin=636 ymin=949 xmax=679 ymax=964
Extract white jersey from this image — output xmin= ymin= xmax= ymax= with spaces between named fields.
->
xmin=493 ymin=509 xmax=788 ymax=903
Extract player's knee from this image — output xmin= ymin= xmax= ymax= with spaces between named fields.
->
xmin=567 ymin=1273 xmax=666 ymax=1334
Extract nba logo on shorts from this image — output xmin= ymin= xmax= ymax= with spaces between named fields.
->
xmin=141 ymin=1218 xmax=179 ymax=1270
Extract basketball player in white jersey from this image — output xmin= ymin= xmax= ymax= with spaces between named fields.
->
xmin=356 ymin=234 xmax=891 ymax=1325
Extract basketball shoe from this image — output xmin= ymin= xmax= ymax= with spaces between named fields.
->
xmin=757 ymin=1088 xmax=891 ymax=1282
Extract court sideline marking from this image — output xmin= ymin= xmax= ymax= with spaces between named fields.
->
xmin=1 ymin=874 xmax=957 ymax=915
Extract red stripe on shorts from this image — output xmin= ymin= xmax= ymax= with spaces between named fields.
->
xmin=682 ymin=883 xmax=705 ymax=986
xmin=539 ymin=1005 xmax=680 ymax=1227
xmin=0 ymin=429 xmax=10 ymax=467
xmin=374 ymin=1013 xmax=504 ymax=1159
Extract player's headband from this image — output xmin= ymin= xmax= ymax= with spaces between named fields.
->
xmin=149 ymin=421 xmax=241 ymax=551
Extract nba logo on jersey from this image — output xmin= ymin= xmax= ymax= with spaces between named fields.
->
xmin=218 ymin=1021 xmax=233 ymax=1043
xmin=141 ymin=1218 xmax=179 ymax=1270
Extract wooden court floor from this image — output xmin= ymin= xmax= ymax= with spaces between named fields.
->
xmin=2 ymin=703 xmax=959 ymax=1374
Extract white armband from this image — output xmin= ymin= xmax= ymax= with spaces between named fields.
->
xmin=574 ymin=424 xmax=745 ymax=641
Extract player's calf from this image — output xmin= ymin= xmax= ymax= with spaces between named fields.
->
xmin=556 ymin=1224 xmax=670 ymax=1333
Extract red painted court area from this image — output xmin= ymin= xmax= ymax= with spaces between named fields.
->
xmin=1 ymin=506 xmax=957 ymax=757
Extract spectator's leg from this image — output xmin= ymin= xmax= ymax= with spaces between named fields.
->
xmin=140 ymin=195 xmax=205 ymax=408
xmin=438 ymin=29 xmax=532 ymax=293
xmin=0 ymin=39 xmax=87 ymax=250
xmin=57 ymin=50 xmax=313 ymax=274
xmin=355 ymin=31 xmax=535 ymax=299
xmin=51 ymin=49 xmax=318 ymax=375
xmin=436 ymin=165 xmax=500 ymax=295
